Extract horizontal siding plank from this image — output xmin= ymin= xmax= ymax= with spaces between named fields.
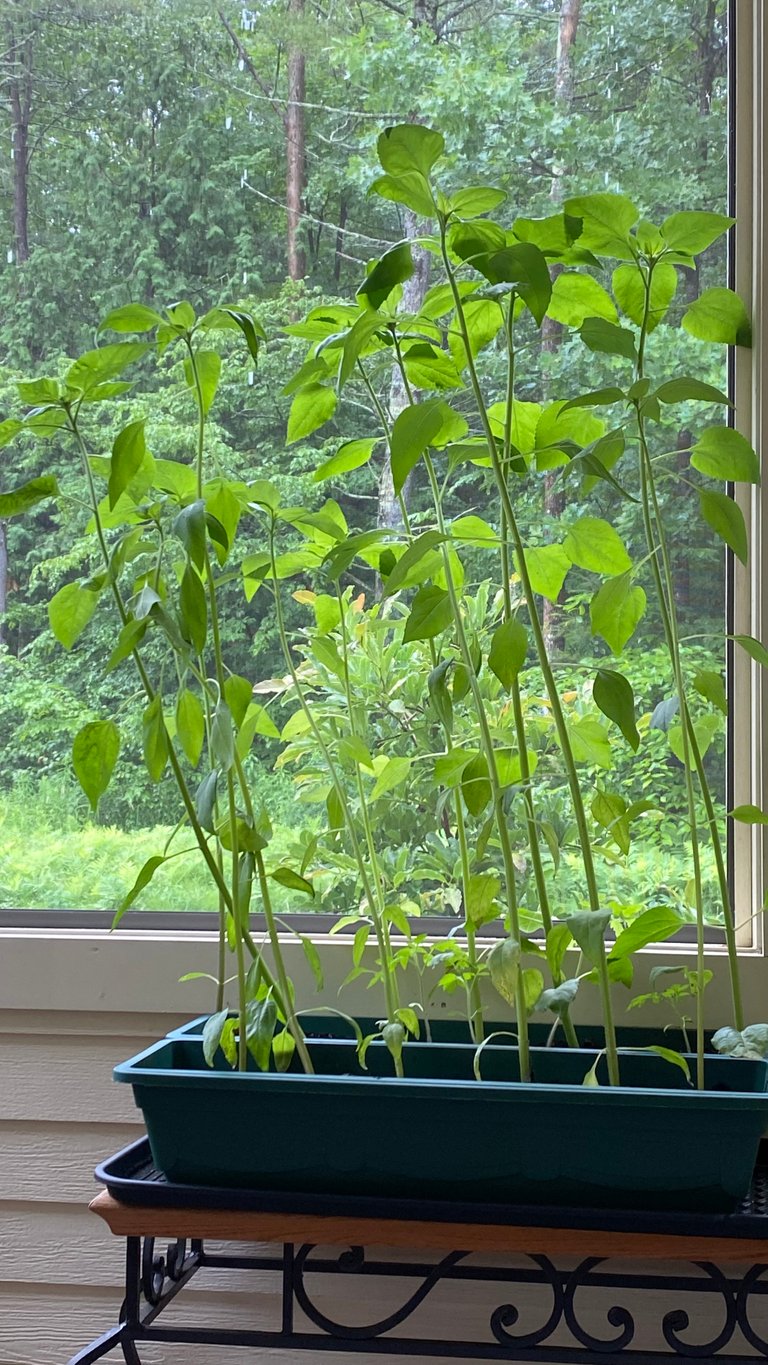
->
xmin=0 ymin=1010 xmax=191 ymax=1039
xmin=0 ymin=1123 xmax=141 ymax=1203
xmin=0 ymin=1285 xmax=433 ymax=1365
xmin=0 ymin=1035 xmax=153 ymax=1122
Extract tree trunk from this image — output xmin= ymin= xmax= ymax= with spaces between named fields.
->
xmin=333 ymin=195 xmax=348 ymax=284
xmin=378 ymin=207 xmax=431 ymax=530
xmin=8 ymin=29 xmax=32 ymax=265
xmin=541 ymin=0 xmax=581 ymax=656
xmin=0 ymin=519 xmax=8 ymax=645
xmin=285 ymin=0 xmax=306 ymax=281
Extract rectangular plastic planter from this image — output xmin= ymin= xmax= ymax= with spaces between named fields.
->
xmin=115 ymin=1037 xmax=768 ymax=1212
xmin=166 ymin=1014 xmax=701 ymax=1050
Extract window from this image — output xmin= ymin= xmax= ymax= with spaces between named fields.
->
xmin=0 ymin=0 xmax=763 ymax=1027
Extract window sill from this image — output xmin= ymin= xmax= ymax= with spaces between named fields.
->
xmin=1 ymin=925 xmax=766 ymax=1025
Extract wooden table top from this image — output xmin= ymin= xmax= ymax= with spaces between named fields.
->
xmin=89 ymin=1190 xmax=768 ymax=1261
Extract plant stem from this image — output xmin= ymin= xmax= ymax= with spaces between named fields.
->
xmin=634 ymin=264 xmax=707 ymax=1088
xmin=501 ymin=300 xmax=577 ymax=1048
xmin=439 ymin=234 xmax=618 ymax=1082
xmin=268 ymin=522 xmax=402 ymax=1044
xmin=360 ymin=354 xmax=483 ymax=1041
xmin=423 ymin=451 xmax=531 ymax=1082
xmin=334 ymin=585 xmax=404 ymax=1071
xmin=254 ymin=850 xmax=314 ymax=1073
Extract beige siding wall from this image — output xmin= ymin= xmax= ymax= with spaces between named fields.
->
xmin=2 ymin=1009 xmax=768 ymax=1365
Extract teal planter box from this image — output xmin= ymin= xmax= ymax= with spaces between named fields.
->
xmin=166 ymin=1014 xmax=702 ymax=1049
xmin=115 ymin=1037 xmax=768 ymax=1212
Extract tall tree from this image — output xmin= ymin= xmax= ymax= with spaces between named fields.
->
xmin=286 ymin=0 xmax=307 ymax=280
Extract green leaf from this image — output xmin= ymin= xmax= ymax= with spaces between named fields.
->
xmin=731 ymin=634 xmax=768 ymax=669
xmin=517 ymin=544 xmax=570 ymax=602
xmin=272 ymin=1029 xmax=296 ymax=1072
xmin=488 ymin=618 xmax=528 ymax=691
xmin=315 ymin=438 xmax=379 ymax=484
xmin=537 ymin=977 xmax=580 ymax=1016
xmin=691 ymin=427 xmax=759 ymax=484
xmin=564 ymin=517 xmax=632 ymax=575
xmin=99 ymin=303 xmax=165 ymax=333
xmin=377 ymin=123 xmax=444 ymax=177
xmin=461 ymin=752 xmax=492 ymax=816
xmin=563 ymin=192 xmax=639 ymax=256
xmin=179 ymin=563 xmax=207 ymax=654
xmin=682 ymin=287 xmax=752 ymax=347
xmin=484 ymin=243 xmax=552 ymax=324
xmin=548 ymin=273 xmax=617 ymax=327
xmin=271 ymin=866 xmax=315 ymax=897
xmin=656 ymin=378 xmax=731 ymax=406
xmin=176 ymin=688 xmax=205 ymax=767
xmin=65 ymin=342 xmax=149 ymax=395
xmin=448 ymin=298 xmax=503 ymax=367
xmin=612 ymin=261 xmax=677 ymax=332
xmin=382 ymin=530 xmax=446 ymax=596
xmin=18 ymin=377 xmax=61 ymax=405
xmin=402 ymin=343 xmax=463 ymax=391
xmin=338 ymin=310 xmax=385 ymax=388
xmin=211 ymin=701 xmax=235 ymax=772
xmin=369 ymin=171 xmax=435 ymax=219
xmin=593 ymin=668 xmax=640 ymax=750
xmin=106 ymin=617 xmax=147 ymax=671
xmin=184 ymin=350 xmax=221 ymax=417
xmin=565 ymin=909 xmax=612 ymax=964
xmin=205 ymin=306 xmax=266 ymax=362
xmin=730 ymin=804 xmax=768 ymax=824
xmin=48 ymin=582 xmax=99 ymax=650
xmin=568 ymin=717 xmax=612 ymax=768
xmin=427 ymin=659 xmax=453 ymax=730
xmin=246 ymin=998 xmax=278 ymax=1071
xmin=693 ymin=669 xmax=728 ymax=714
xmin=0 ymin=474 xmax=58 ymax=517
xmin=450 ymin=185 xmax=506 ymax=218
xmin=357 ymin=242 xmax=414 ymax=310
xmin=668 ymin=713 xmax=721 ymax=765
xmin=546 ymin=924 xmax=573 ymax=981
xmin=466 ymin=872 xmax=501 ymax=927
xmin=645 ymin=1045 xmax=691 ymax=1081
xmin=370 ymin=755 xmax=411 ymax=801
xmin=113 ymin=854 xmax=167 ymax=927
xmin=592 ymin=789 xmax=631 ymax=854
xmin=698 ymin=488 xmax=747 ymax=562
xmin=72 ymin=720 xmax=120 ymax=811
xmin=196 ymin=770 xmax=219 ymax=832
xmin=434 ymin=747 xmax=476 ymax=787
xmin=403 ymin=584 xmax=452 ymax=642
xmin=590 ymin=573 xmax=646 ymax=654
xmin=488 ymin=937 xmax=521 ymax=1007
xmin=108 ymin=420 xmax=148 ymax=510
xmin=142 ymin=695 xmax=169 ymax=782
xmin=661 ymin=210 xmax=734 ymax=255
xmin=390 ymin=398 xmax=467 ymax=494
xmin=173 ymin=500 xmax=207 ymax=571
xmin=287 ymin=384 xmax=337 ymax=443
xmin=580 ymin=316 xmax=637 ymax=360
xmin=610 ymin=907 xmax=683 ymax=959
xmin=223 ymin=674 xmax=253 ymax=730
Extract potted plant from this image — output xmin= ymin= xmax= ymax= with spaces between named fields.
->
xmin=3 ymin=124 xmax=768 ymax=1212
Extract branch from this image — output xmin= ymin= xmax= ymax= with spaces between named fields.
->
xmin=218 ymin=9 xmax=285 ymax=122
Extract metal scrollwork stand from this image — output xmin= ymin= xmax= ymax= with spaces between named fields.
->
xmin=67 ymin=1231 xmax=768 ymax=1364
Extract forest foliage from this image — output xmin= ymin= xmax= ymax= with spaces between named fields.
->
xmin=0 ymin=0 xmax=730 ymax=914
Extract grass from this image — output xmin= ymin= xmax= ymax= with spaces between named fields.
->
xmin=0 ymin=779 xmax=724 ymax=928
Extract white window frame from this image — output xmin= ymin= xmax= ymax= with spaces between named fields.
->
xmin=1 ymin=0 xmax=767 ymax=1029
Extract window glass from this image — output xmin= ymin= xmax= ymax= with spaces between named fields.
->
xmin=0 ymin=0 xmax=729 ymax=918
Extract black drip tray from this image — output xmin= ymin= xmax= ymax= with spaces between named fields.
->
xmin=96 ymin=1137 xmax=768 ymax=1241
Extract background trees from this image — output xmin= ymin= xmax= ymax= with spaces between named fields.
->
xmin=0 ymin=0 xmax=729 ymax=910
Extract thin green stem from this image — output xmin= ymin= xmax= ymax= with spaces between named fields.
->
xmin=255 ymin=850 xmax=314 ymax=1074
xmin=423 ymin=451 xmax=531 ymax=1082
xmin=439 ymin=235 xmax=618 ymax=1081
xmin=335 ymin=585 xmax=403 ymax=1059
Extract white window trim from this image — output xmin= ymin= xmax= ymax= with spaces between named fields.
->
xmin=2 ymin=1 xmax=767 ymax=1031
